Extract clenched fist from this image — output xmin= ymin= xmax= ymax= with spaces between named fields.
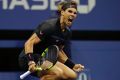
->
xmin=28 ymin=61 xmax=36 ymax=72
xmin=73 ymin=64 xmax=84 ymax=72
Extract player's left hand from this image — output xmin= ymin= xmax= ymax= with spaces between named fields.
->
xmin=73 ymin=64 xmax=84 ymax=72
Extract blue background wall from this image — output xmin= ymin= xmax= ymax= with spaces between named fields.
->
xmin=0 ymin=0 xmax=120 ymax=80
xmin=0 ymin=0 xmax=120 ymax=30
xmin=71 ymin=41 xmax=120 ymax=80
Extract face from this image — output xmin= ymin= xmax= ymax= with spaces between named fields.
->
xmin=61 ymin=8 xmax=77 ymax=27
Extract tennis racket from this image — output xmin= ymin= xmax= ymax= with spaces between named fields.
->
xmin=20 ymin=45 xmax=59 ymax=79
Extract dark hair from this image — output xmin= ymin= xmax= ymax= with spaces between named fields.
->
xmin=57 ymin=0 xmax=77 ymax=15
xmin=62 ymin=1 xmax=77 ymax=11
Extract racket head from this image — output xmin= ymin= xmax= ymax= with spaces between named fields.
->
xmin=37 ymin=45 xmax=59 ymax=68
xmin=44 ymin=45 xmax=59 ymax=64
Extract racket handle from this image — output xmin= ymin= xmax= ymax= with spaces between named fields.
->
xmin=20 ymin=71 xmax=31 ymax=79
xmin=20 ymin=67 xmax=42 ymax=79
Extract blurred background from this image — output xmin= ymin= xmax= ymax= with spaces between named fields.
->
xmin=0 ymin=0 xmax=120 ymax=80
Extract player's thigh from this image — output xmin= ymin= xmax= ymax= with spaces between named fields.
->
xmin=55 ymin=61 xmax=77 ymax=79
xmin=47 ymin=64 xmax=63 ymax=77
xmin=40 ymin=64 xmax=63 ymax=79
xmin=40 ymin=63 xmax=68 ymax=80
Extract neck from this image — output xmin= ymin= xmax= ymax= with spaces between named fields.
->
xmin=60 ymin=16 xmax=66 ymax=31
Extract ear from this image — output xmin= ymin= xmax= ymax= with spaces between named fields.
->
xmin=61 ymin=10 xmax=64 ymax=16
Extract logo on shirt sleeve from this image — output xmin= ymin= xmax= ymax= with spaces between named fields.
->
xmin=40 ymin=31 xmax=44 ymax=35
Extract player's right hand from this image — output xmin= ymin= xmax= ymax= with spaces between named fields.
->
xmin=28 ymin=61 xmax=36 ymax=72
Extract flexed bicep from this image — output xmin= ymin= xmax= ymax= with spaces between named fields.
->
xmin=24 ymin=33 xmax=41 ymax=54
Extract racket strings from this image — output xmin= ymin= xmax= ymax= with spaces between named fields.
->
xmin=36 ymin=45 xmax=59 ymax=71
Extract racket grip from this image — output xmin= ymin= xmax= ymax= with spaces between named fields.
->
xmin=20 ymin=67 xmax=42 ymax=79
xmin=20 ymin=71 xmax=31 ymax=79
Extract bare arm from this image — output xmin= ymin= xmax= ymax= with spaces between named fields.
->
xmin=58 ymin=48 xmax=68 ymax=63
xmin=58 ymin=46 xmax=84 ymax=71
xmin=24 ymin=33 xmax=41 ymax=54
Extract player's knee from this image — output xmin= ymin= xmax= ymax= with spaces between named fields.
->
xmin=65 ymin=71 xmax=77 ymax=79
xmin=48 ymin=66 xmax=64 ymax=79
xmin=70 ymin=72 xmax=77 ymax=79
xmin=40 ymin=69 xmax=63 ymax=80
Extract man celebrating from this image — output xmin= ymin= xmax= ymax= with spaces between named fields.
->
xmin=19 ymin=0 xmax=84 ymax=80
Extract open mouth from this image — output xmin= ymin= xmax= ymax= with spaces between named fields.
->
xmin=68 ymin=16 xmax=74 ymax=22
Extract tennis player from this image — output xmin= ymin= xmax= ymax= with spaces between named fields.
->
xmin=19 ymin=0 xmax=84 ymax=80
